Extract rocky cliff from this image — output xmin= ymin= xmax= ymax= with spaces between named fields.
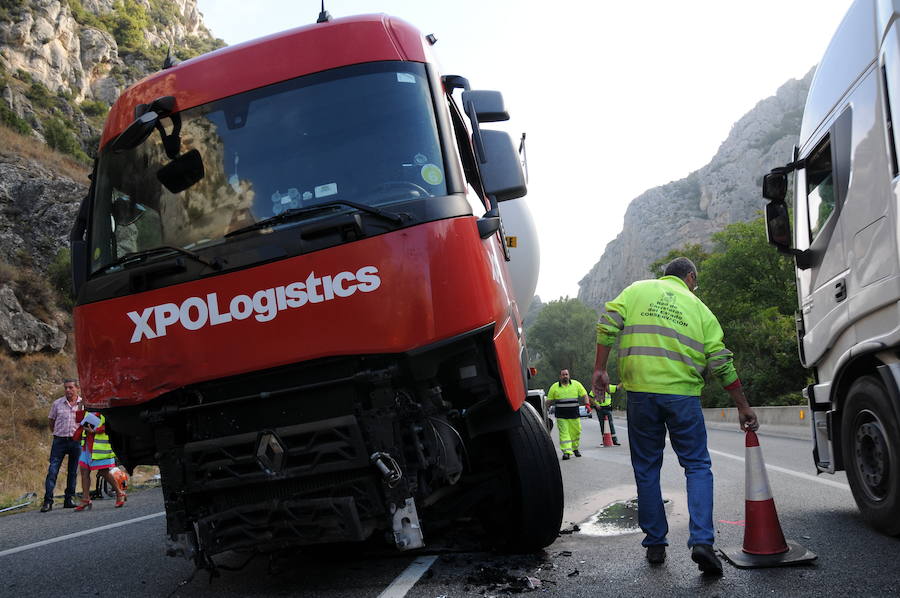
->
xmin=0 ymin=134 xmax=87 ymax=353
xmin=0 ymin=0 xmax=222 ymax=160
xmin=577 ymin=70 xmax=813 ymax=309
xmin=0 ymin=0 xmax=222 ymax=356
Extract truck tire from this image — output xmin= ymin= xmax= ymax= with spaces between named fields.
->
xmin=487 ymin=402 xmax=564 ymax=551
xmin=842 ymin=376 xmax=900 ymax=535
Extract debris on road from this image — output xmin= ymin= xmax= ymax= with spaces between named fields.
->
xmin=465 ymin=566 xmax=544 ymax=594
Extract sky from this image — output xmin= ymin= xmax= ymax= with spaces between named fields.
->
xmin=196 ymin=0 xmax=852 ymax=300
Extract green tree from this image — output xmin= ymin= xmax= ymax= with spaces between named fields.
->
xmin=649 ymin=243 xmax=710 ymax=277
xmin=527 ymin=297 xmax=598 ymax=393
xmin=658 ymin=218 xmax=807 ymax=407
xmin=700 ymin=219 xmax=797 ymax=324
xmin=698 ymin=218 xmax=806 ymax=406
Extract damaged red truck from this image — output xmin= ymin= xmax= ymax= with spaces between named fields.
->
xmin=69 ymin=13 xmax=562 ymax=567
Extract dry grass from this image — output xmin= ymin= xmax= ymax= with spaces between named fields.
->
xmin=0 ymin=351 xmax=79 ymax=506
xmin=0 ymin=125 xmax=91 ymax=183
xmin=0 ymin=127 xmax=91 ymax=507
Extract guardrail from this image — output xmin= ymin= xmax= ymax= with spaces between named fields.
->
xmin=611 ymin=405 xmax=814 ymax=439
xmin=701 ymin=405 xmax=810 ymax=427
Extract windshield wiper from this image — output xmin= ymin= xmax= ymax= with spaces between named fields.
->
xmin=224 ymin=200 xmax=404 ymax=239
xmin=94 ymin=245 xmax=221 ymax=275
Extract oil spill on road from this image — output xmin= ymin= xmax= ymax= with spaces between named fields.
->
xmin=578 ymin=498 xmax=671 ymax=536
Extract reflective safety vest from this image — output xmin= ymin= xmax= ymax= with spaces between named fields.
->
xmin=596 ymin=275 xmax=738 ymax=396
xmin=590 ymin=384 xmax=617 ymax=408
xmin=81 ymin=413 xmax=115 ymax=461
xmin=548 ymin=380 xmax=587 ymax=418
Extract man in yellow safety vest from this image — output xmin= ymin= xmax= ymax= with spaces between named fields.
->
xmin=591 ymin=257 xmax=758 ymax=574
xmin=547 ymin=369 xmax=588 ymax=460
xmin=589 ymin=383 xmax=621 ymax=445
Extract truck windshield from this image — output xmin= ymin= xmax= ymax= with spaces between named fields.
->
xmin=89 ymin=61 xmax=446 ymax=273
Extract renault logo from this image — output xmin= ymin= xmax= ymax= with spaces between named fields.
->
xmin=256 ymin=431 xmax=285 ymax=474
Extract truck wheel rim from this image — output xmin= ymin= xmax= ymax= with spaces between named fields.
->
xmin=854 ymin=410 xmax=889 ymax=502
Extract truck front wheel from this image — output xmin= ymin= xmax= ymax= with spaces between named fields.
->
xmin=842 ymin=376 xmax=900 ymax=535
xmin=485 ymin=402 xmax=564 ymax=550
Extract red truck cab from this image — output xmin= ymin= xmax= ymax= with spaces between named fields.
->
xmin=70 ymin=14 xmax=562 ymax=568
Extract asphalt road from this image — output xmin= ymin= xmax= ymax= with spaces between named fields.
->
xmin=2 ymin=416 xmax=898 ymax=597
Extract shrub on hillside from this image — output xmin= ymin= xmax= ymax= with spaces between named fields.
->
xmin=0 ymin=101 xmax=30 ymax=135
xmin=80 ymin=99 xmax=108 ymax=117
xmin=42 ymin=117 xmax=89 ymax=163
xmin=101 ymin=0 xmax=151 ymax=52
xmin=0 ymin=261 xmax=59 ymax=323
xmin=25 ymin=80 xmax=54 ymax=109
xmin=0 ymin=0 xmax=26 ymax=22
xmin=48 ymin=248 xmax=74 ymax=309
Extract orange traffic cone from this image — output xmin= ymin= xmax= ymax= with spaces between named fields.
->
xmin=721 ymin=430 xmax=817 ymax=568
xmin=601 ymin=416 xmax=614 ymax=447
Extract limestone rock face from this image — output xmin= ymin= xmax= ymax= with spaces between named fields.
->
xmin=577 ymin=70 xmax=812 ymax=309
xmin=0 ymin=152 xmax=87 ymax=271
xmin=0 ymin=0 xmax=223 ymax=155
xmin=0 ymin=0 xmax=214 ymax=102
xmin=0 ymin=0 xmax=106 ymax=103
xmin=0 ymin=284 xmax=66 ymax=353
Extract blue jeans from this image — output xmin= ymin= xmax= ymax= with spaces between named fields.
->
xmin=626 ymin=391 xmax=714 ymax=547
xmin=44 ymin=436 xmax=81 ymax=502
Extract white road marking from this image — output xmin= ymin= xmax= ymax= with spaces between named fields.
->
xmin=376 ymin=554 xmax=439 ymax=598
xmin=709 ymin=448 xmax=852 ymax=491
xmin=0 ymin=511 xmax=165 ymax=558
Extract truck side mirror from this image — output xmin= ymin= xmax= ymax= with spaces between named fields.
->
xmin=480 ymin=129 xmax=527 ymax=202
xmin=764 ymin=200 xmax=813 ymax=270
xmin=461 ymin=90 xmax=509 ymax=123
xmin=763 ymin=171 xmax=788 ymax=201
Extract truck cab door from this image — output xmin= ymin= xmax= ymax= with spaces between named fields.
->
xmin=795 ymin=112 xmax=852 ymax=368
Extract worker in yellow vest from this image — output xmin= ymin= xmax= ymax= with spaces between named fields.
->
xmin=547 ymin=369 xmax=588 ymax=460
xmin=592 ymin=257 xmax=757 ymax=573
xmin=589 ymin=383 xmax=621 ymax=445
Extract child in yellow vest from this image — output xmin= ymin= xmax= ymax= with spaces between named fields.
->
xmin=73 ymin=412 xmax=126 ymax=510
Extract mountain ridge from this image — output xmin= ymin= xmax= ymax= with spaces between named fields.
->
xmin=577 ymin=69 xmax=812 ymax=309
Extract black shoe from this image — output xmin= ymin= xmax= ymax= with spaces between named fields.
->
xmin=63 ymin=497 xmax=77 ymax=509
xmin=646 ymin=545 xmax=666 ymax=564
xmin=691 ymin=544 xmax=723 ymax=574
xmin=562 ymin=453 xmax=571 ymax=460
xmin=573 ymin=450 xmax=582 ymax=457
xmin=612 ymin=439 xmax=621 ymax=446
xmin=40 ymin=500 xmax=53 ymax=513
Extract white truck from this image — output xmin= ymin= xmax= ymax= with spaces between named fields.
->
xmin=762 ymin=0 xmax=900 ymax=534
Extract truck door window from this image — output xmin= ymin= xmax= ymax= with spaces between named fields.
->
xmin=806 ymin=138 xmax=835 ymax=241
xmin=882 ymin=25 xmax=900 ymax=178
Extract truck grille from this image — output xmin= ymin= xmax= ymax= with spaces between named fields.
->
xmin=197 ymin=495 xmax=369 ymax=553
xmin=182 ymin=415 xmax=369 ymax=492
